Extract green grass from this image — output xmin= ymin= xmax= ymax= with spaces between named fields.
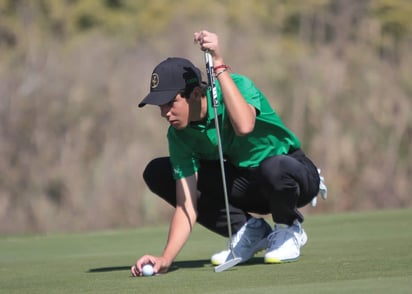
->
xmin=1 ymin=209 xmax=412 ymax=293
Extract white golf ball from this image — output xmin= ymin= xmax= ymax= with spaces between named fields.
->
xmin=142 ymin=264 xmax=154 ymax=276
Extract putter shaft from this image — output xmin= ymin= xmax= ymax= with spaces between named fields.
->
xmin=205 ymin=52 xmax=239 ymax=271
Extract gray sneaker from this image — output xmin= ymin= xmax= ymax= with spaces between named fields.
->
xmin=211 ymin=217 xmax=272 ymax=265
xmin=264 ymin=220 xmax=308 ymax=263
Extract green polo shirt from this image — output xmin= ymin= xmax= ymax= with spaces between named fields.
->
xmin=167 ymin=73 xmax=300 ymax=179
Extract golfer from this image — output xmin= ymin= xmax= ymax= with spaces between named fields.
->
xmin=131 ymin=30 xmax=323 ymax=276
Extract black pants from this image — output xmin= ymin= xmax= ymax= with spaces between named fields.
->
xmin=142 ymin=149 xmax=320 ymax=237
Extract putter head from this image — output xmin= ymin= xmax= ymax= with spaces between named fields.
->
xmin=214 ymin=257 xmax=242 ymax=273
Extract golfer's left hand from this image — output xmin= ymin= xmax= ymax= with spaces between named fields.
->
xmin=193 ymin=30 xmax=224 ymax=65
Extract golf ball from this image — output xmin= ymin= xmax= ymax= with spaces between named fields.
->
xmin=142 ymin=264 xmax=154 ymax=276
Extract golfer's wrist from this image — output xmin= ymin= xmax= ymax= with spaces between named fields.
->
xmin=213 ymin=58 xmax=225 ymax=68
xmin=214 ymin=64 xmax=231 ymax=78
xmin=161 ymin=249 xmax=175 ymax=262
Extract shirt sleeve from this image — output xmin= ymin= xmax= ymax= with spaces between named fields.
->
xmin=232 ymin=74 xmax=263 ymax=114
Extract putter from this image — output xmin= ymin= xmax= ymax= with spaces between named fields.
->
xmin=204 ymin=51 xmax=242 ymax=272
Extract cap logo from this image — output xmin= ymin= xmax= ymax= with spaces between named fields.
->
xmin=151 ymin=73 xmax=159 ymax=89
xmin=186 ymin=77 xmax=198 ymax=85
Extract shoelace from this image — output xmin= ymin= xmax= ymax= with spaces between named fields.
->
xmin=267 ymin=226 xmax=297 ymax=250
xmin=230 ymin=221 xmax=260 ymax=248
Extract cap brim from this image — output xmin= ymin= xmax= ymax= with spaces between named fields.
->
xmin=138 ymin=90 xmax=179 ymax=108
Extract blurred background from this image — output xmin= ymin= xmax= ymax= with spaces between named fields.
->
xmin=0 ymin=0 xmax=411 ymax=234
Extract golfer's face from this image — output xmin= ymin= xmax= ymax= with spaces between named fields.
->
xmin=159 ymin=94 xmax=190 ymax=130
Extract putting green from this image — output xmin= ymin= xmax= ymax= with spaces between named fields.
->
xmin=1 ymin=208 xmax=411 ymax=293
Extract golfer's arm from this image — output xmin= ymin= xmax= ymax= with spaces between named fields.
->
xmin=215 ymin=65 xmax=256 ymax=136
xmin=162 ymin=175 xmax=198 ymax=263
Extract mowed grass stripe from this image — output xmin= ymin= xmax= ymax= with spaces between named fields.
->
xmin=0 ymin=208 xmax=411 ymax=293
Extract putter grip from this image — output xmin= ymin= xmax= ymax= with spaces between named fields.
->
xmin=204 ymin=52 xmax=219 ymax=108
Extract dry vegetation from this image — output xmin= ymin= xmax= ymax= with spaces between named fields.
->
xmin=0 ymin=0 xmax=411 ymax=233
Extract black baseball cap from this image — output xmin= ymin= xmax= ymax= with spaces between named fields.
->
xmin=138 ymin=57 xmax=202 ymax=107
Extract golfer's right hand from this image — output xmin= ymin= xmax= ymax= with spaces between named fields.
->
xmin=131 ymin=255 xmax=171 ymax=277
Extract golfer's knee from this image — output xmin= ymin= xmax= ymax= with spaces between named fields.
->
xmin=143 ymin=157 xmax=170 ymax=190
